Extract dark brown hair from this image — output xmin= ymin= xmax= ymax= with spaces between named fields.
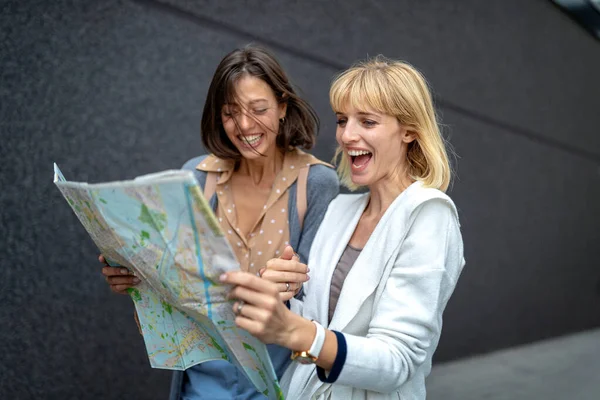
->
xmin=201 ymin=45 xmax=319 ymax=160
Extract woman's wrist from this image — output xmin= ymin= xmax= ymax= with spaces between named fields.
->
xmin=281 ymin=312 xmax=315 ymax=351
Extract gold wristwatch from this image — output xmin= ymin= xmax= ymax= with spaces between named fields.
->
xmin=291 ymin=320 xmax=325 ymax=365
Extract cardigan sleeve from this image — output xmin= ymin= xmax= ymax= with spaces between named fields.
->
xmin=322 ymin=198 xmax=465 ymax=392
xmin=181 ymin=155 xmax=209 ymax=190
xmin=295 ymin=164 xmax=339 ymax=264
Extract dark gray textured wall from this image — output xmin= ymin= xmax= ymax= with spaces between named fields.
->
xmin=2 ymin=0 xmax=599 ymax=399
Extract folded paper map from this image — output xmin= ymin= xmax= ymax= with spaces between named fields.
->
xmin=53 ymin=163 xmax=283 ymax=400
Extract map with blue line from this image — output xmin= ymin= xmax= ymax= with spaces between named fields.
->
xmin=53 ymin=164 xmax=283 ymax=400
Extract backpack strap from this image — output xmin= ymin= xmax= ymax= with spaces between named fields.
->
xmin=203 ymin=171 xmax=218 ymax=201
xmin=296 ymin=166 xmax=310 ymax=230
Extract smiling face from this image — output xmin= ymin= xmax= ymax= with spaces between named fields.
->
xmin=335 ymin=105 xmax=415 ymax=188
xmin=329 ymin=57 xmax=451 ymax=192
xmin=221 ymin=75 xmax=287 ymax=160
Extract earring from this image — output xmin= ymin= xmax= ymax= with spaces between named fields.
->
xmin=280 ymin=117 xmax=285 ymax=124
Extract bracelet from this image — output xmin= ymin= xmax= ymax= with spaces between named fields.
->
xmin=309 ymin=320 xmax=326 ymax=359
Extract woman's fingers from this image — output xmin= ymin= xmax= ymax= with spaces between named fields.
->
xmin=279 ymin=245 xmax=296 ymax=260
xmin=102 ymin=266 xmax=134 ymax=278
xmin=225 ymin=271 xmax=296 ymax=345
xmin=258 ymin=256 xmax=308 ymax=298
xmin=261 ymin=270 xmax=309 ymax=284
xmin=111 ymin=284 xmax=134 ymax=294
xmin=98 ymin=254 xmax=139 ymax=295
xmin=101 ymin=263 xmax=139 ymax=295
xmin=110 ymin=282 xmax=139 ymax=294
xmin=231 ymin=298 xmax=290 ymax=341
xmin=264 ymin=258 xmax=309 ymax=274
xmin=275 ymin=281 xmax=302 ymax=293
xmin=257 ymin=249 xmax=309 ymax=291
xmin=228 ymin=282 xmax=279 ymax=311
xmin=234 ymin=315 xmax=269 ymax=338
xmin=221 ymin=271 xmax=278 ymax=296
xmin=106 ymin=275 xmax=140 ymax=286
xmin=278 ymin=291 xmax=295 ymax=302
xmin=232 ymin=301 xmax=270 ymax=321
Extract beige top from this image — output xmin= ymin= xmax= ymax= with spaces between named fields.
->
xmin=197 ymin=148 xmax=328 ymax=274
xmin=328 ymin=244 xmax=362 ymax=323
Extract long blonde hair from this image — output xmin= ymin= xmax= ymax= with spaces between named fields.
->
xmin=331 ymin=56 xmax=451 ymax=192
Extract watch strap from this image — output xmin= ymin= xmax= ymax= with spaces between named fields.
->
xmin=308 ymin=320 xmax=326 ymax=359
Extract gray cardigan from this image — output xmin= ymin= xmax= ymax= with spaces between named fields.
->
xmin=169 ymin=154 xmax=339 ymax=400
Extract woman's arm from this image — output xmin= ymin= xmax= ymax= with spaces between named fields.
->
xmin=314 ymin=199 xmax=465 ymax=392
xmin=295 ymin=165 xmax=340 ymax=264
xmin=260 ymin=165 xmax=339 ymax=301
xmin=221 ymin=198 xmax=464 ymax=393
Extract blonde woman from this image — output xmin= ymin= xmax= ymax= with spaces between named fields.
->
xmin=220 ymin=57 xmax=465 ymax=399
